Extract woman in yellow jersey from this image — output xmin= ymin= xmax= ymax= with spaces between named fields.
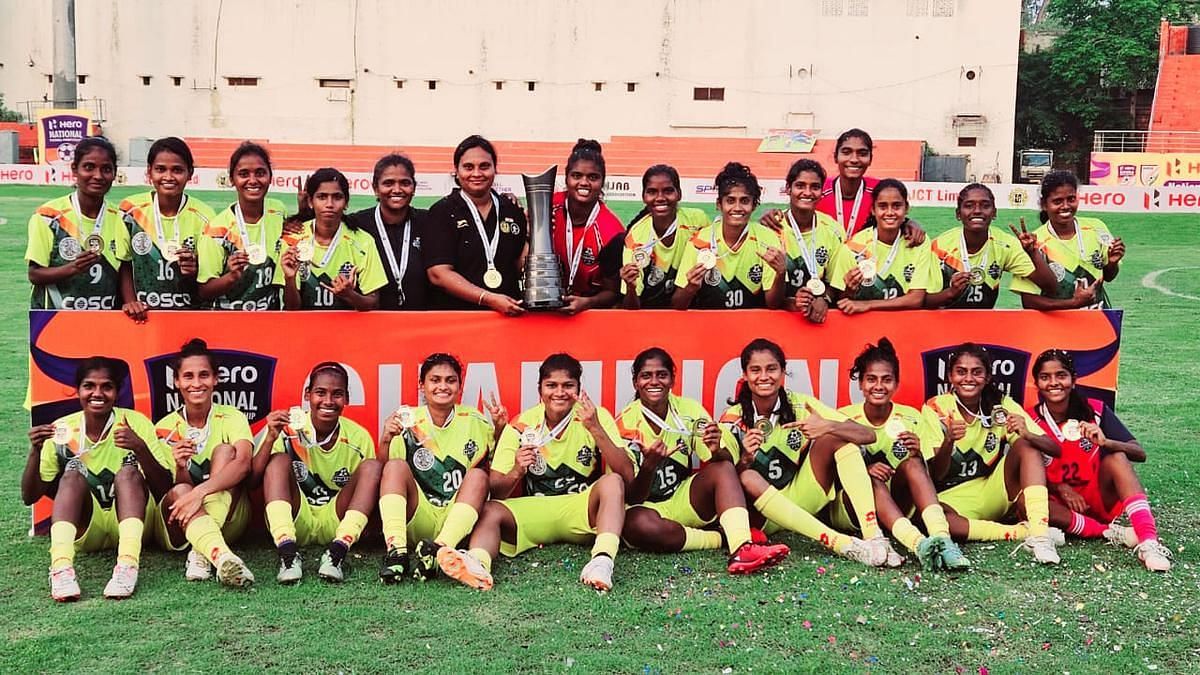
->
xmin=438 ymin=354 xmax=635 ymax=592
xmin=720 ymin=339 xmax=888 ymax=566
xmin=926 ymin=183 xmax=1056 ymax=309
xmin=618 ymin=165 xmax=709 ymax=309
xmin=22 ymin=357 xmax=172 ymax=601
xmin=831 ymin=338 xmax=971 ymax=571
xmin=769 ymin=159 xmax=844 ymax=322
xmin=619 ymin=347 xmax=791 ymax=573
xmin=375 ymin=353 xmax=507 ymax=583
xmin=673 ymin=163 xmax=786 ymax=310
xmin=255 ymin=362 xmax=383 ymax=584
xmin=1011 ymin=171 xmax=1124 ymax=310
xmin=150 ymin=339 xmax=254 ymax=587
xmin=25 ymin=137 xmax=137 ymax=317
xmin=119 ymin=137 xmax=215 ymax=312
xmin=830 ymin=178 xmax=934 ymax=314
xmin=922 ymin=343 xmax=1064 ymax=564
xmin=198 ymin=142 xmax=290 ymax=310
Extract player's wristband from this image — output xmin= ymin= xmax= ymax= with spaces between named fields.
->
xmin=478 ymin=290 xmax=488 ymax=306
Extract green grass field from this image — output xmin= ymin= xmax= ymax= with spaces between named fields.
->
xmin=2 ymin=185 xmax=1198 ymax=673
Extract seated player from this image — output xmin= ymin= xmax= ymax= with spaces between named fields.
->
xmin=376 ymin=353 xmax=506 ymax=582
xmin=926 ymin=183 xmax=1055 ymax=309
xmin=922 ymin=343 xmax=1064 ymax=564
xmin=618 ymin=165 xmax=709 ymax=309
xmin=832 ymin=338 xmax=970 ymax=571
xmin=254 ymin=362 xmax=383 ymax=583
xmin=437 ymin=354 xmax=635 ymax=592
xmin=720 ymin=338 xmax=889 ymax=566
xmin=618 ymin=347 xmax=790 ymax=573
xmin=1029 ymin=349 xmax=1171 ymax=571
xmin=22 ymin=357 xmax=172 ymax=601
xmin=150 ymin=338 xmax=254 ymax=586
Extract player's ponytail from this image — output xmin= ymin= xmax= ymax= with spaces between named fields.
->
xmin=567 ymin=138 xmax=606 ymax=183
xmin=170 ymin=337 xmax=217 ymax=374
xmin=714 ymin=162 xmax=762 ymax=207
xmin=850 ymin=337 xmax=900 ymax=383
xmin=1032 ymin=348 xmax=1094 ymax=422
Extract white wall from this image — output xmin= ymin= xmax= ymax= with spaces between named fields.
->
xmin=0 ymin=0 xmax=1021 ymax=179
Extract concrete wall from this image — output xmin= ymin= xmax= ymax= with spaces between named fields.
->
xmin=0 ymin=0 xmax=1021 ymax=179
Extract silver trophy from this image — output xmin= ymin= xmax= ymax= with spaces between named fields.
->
xmin=522 ymin=166 xmax=565 ymax=310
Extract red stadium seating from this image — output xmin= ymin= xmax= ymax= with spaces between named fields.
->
xmin=1149 ymin=23 xmax=1200 ymax=138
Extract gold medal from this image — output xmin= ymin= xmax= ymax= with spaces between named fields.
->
xmin=754 ymin=418 xmax=774 ymax=436
xmin=968 ymin=268 xmax=985 ymax=285
xmin=185 ymin=426 xmax=204 ymax=442
xmin=633 ymin=249 xmax=650 ymax=269
xmin=85 ymin=234 xmax=105 ymax=254
xmin=805 ymin=278 xmax=826 ymax=296
xmin=857 ymin=258 xmax=877 ymax=283
xmin=692 ymin=418 xmax=711 ymax=436
xmin=288 ymin=406 xmax=310 ymax=432
xmin=990 ymin=405 xmax=1008 ymax=426
xmin=246 ymin=243 xmax=267 ymax=266
xmin=395 ymin=405 xmax=415 ymax=428
xmin=483 ymin=267 xmax=503 ymax=289
xmin=52 ymin=421 xmax=72 ymax=445
xmin=884 ymin=419 xmax=906 ymax=438
xmin=295 ymin=238 xmax=315 ymax=263
xmin=696 ymin=249 xmax=717 ymax=270
xmin=1061 ymin=419 xmax=1082 ymax=442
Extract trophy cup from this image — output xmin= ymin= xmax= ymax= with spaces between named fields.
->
xmin=522 ymin=166 xmax=565 ymax=310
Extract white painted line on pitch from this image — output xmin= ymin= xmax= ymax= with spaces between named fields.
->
xmin=1142 ymin=267 xmax=1200 ymax=302
xmin=0 ymin=218 xmax=7 ymax=224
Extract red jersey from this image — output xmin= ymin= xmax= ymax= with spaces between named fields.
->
xmin=817 ymin=176 xmax=878 ymax=239
xmin=551 ymin=191 xmax=624 ymax=296
xmin=1028 ymin=397 xmax=1133 ymax=489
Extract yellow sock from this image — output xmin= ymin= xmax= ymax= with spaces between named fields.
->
xmin=116 ymin=518 xmax=144 ymax=567
xmin=718 ymin=507 xmax=753 ymax=553
xmin=591 ymin=532 xmax=620 ymax=559
xmin=185 ymin=514 xmax=231 ymax=564
xmin=379 ymin=493 xmax=408 ymax=553
xmin=682 ymin=527 xmax=723 ymax=552
xmin=921 ymin=504 xmax=952 ymax=538
xmin=1023 ymin=485 xmax=1050 ymax=537
xmin=834 ymin=444 xmax=880 ymax=539
xmin=753 ymin=486 xmax=851 ymax=553
xmin=265 ymin=500 xmax=297 ymax=546
xmin=49 ymin=521 xmax=77 ymax=570
xmin=891 ymin=517 xmax=925 ymax=553
xmin=468 ymin=547 xmax=493 ymax=572
xmin=333 ymin=509 xmax=369 ymax=549
xmin=967 ymin=519 xmax=1029 ymax=541
xmin=435 ymin=502 xmax=479 ymax=549
xmin=201 ymin=491 xmax=233 ymax=527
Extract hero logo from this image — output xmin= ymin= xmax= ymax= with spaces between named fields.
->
xmin=145 ymin=349 xmax=277 ymax=423
xmin=920 ymin=344 xmax=1030 ymax=405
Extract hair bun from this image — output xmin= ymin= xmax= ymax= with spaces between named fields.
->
xmin=573 ymin=138 xmax=603 ymax=155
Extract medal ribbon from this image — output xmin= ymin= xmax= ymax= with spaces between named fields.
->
xmin=833 ymin=178 xmax=865 ymax=239
xmin=173 ymin=404 xmax=216 ymax=456
xmin=566 ymin=201 xmax=601 ymax=287
xmin=534 ymin=409 xmax=575 ymax=446
xmin=315 ymin=223 xmax=345 ymax=270
xmin=639 ymin=401 xmax=689 ymax=437
xmin=870 ymin=227 xmax=903 ymax=280
xmin=151 ymin=192 xmax=186 ymax=250
xmin=638 ymin=217 xmax=678 ymax=258
xmin=70 ymin=191 xmax=106 ymax=239
xmin=786 ymin=210 xmax=819 ymax=279
xmin=233 ymin=203 xmax=268 ymax=254
xmin=710 ymin=220 xmax=751 ymax=260
xmin=460 ymin=191 xmax=502 ymax=272
xmin=79 ymin=412 xmax=116 ymax=454
xmin=373 ymin=206 xmax=412 ymax=290
xmin=957 ymin=229 xmax=990 ymax=276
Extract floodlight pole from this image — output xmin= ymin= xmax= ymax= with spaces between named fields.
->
xmin=52 ymin=0 xmax=78 ymax=109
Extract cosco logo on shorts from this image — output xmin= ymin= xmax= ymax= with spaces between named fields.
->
xmin=62 ymin=295 xmax=117 ymax=310
xmin=137 ymin=291 xmax=193 ymax=308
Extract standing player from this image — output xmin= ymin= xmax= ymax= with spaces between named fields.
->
xmin=926 ymin=184 xmax=1055 ymax=309
xmin=618 ymin=348 xmax=790 ymax=572
xmin=829 ymin=179 xmax=934 ymax=314
xmin=773 ymin=159 xmax=844 ymax=322
xmin=437 ymin=354 xmax=635 ymax=592
xmin=375 ymin=353 xmax=506 ymax=582
xmin=276 ymin=168 xmax=387 ymax=310
xmin=1010 ymin=171 xmax=1123 ymax=309
xmin=197 ymin=142 xmax=290 ymax=310
xmin=551 ymin=139 xmax=624 ymax=314
xmin=151 ymin=338 xmax=255 ymax=586
xmin=673 ymin=163 xmax=786 ymax=310
xmin=347 ymin=154 xmax=430 ymax=310
xmin=814 ymin=128 xmax=924 ymax=244
xmin=254 ymin=363 xmax=383 ymax=583
xmin=832 ymin=339 xmax=971 ymax=571
xmin=720 ymin=339 xmax=888 ymax=566
xmin=1029 ymin=349 xmax=1171 ymax=571
xmin=618 ymin=165 xmax=709 ymax=309
xmin=424 ymin=135 xmax=528 ymax=315
xmin=25 ymin=137 xmax=135 ymax=317
xmin=922 ymin=344 xmax=1064 ymax=563
xmin=119 ymin=137 xmax=215 ymax=312
xmin=22 ymin=357 xmax=172 ymax=600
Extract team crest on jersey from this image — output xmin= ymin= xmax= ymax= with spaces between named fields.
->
xmin=582 ymin=248 xmax=596 ymax=266
xmin=815 ymin=246 xmax=830 ymax=266
xmin=413 ymin=447 xmax=436 ymax=472
xmin=748 ymin=264 xmax=764 ymax=284
xmin=1050 ymin=262 xmax=1066 ymax=282
xmin=787 ymin=429 xmax=803 ymax=450
xmin=891 ymin=439 xmax=909 ymax=460
xmin=577 ymin=446 xmax=593 ymax=466
xmin=626 ymin=440 xmax=644 ymax=464
xmin=903 ymin=264 xmax=915 ymax=282
xmin=122 ymin=451 xmax=139 ymax=467
xmin=291 ymin=460 xmax=310 ymax=483
xmin=275 ymin=240 xmax=283 ymax=253
xmin=984 ymin=432 xmax=998 ymax=452
xmin=132 ymin=231 xmax=153 ymax=256
xmin=529 ymin=452 xmax=548 ymax=476
xmin=1080 ymin=437 xmax=1094 ymax=451
xmin=506 ymin=219 xmax=520 ymax=236
xmin=463 ymin=439 xmax=478 ymax=460
xmin=989 ymin=262 xmax=1002 ymax=280
xmin=332 ymin=467 xmax=351 ymax=488
xmin=412 ymin=237 xmax=422 ymax=250
xmin=1089 ymin=250 xmax=1104 ymax=268
xmin=338 ymin=262 xmax=355 ymax=279
xmin=182 ymin=236 xmax=196 ymax=250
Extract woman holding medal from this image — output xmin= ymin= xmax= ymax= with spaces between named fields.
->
xmin=618 ymin=348 xmax=791 ymax=573
xmin=22 ymin=357 xmax=171 ymax=601
xmin=828 ymin=179 xmax=934 ymax=315
xmin=347 ymin=154 xmax=429 ymax=310
xmin=255 ymin=362 xmax=383 ymax=583
xmin=150 ymin=339 xmax=255 ymax=587
xmin=921 ymin=344 xmax=1064 ymax=564
xmin=926 ymin=184 xmax=1055 ymax=309
xmin=551 ymin=139 xmax=624 ymax=314
xmin=375 ymin=353 xmax=507 ymax=583
xmin=719 ymin=339 xmax=889 ymax=566
xmin=772 ymin=159 xmax=844 ymax=322
xmin=25 ymin=137 xmax=136 ymax=317
xmin=672 ymin=163 xmax=786 ymax=310
xmin=424 ymin=135 xmax=528 ymax=315
xmin=438 ymin=354 xmax=634 ymax=592
xmin=1010 ymin=171 xmax=1123 ymax=310
xmin=831 ymin=339 xmax=971 ymax=571
xmin=119 ymin=137 xmax=215 ymax=312
xmin=618 ymin=165 xmax=709 ymax=309
xmin=1028 ymin=350 xmax=1171 ymax=571
xmin=275 ymin=168 xmax=387 ymax=310
xmin=197 ymin=142 xmax=291 ymax=310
